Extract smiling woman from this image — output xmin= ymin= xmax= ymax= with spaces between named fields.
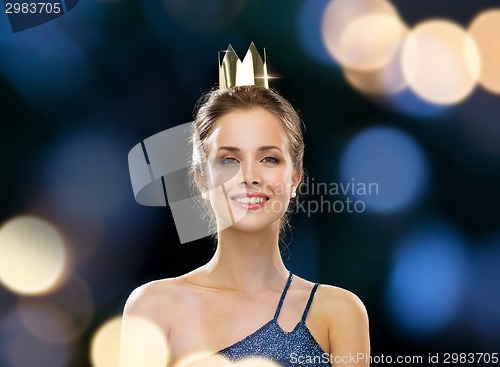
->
xmin=121 ymin=44 xmax=370 ymax=367
xmin=192 ymin=87 xmax=303 ymax=235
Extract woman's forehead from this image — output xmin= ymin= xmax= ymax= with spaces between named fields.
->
xmin=207 ymin=108 xmax=288 ymax=150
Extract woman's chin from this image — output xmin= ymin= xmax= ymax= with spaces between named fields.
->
xmin=219 ymin=217 xmax=280 ymax=234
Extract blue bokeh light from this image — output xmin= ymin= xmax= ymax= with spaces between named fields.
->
xmin=462 ymin=235 xmax=500 ymax=344
xmin=387 ymin=223 xmax=468 ymax=336
xmin=0 ymin=309 xmax=70 ymax=367
xmin=387 ymin=88 xmax=448 ymax=118
xmin=39 ymin=127 xmax=161 ymax=305
xmin=339 ymin=126 xmax=428 ymax=213
xmin=297 ymin=0 xmax=336 ymax=65
xmin=41 ymin=127 xmax=138 ymax=226
xmin=0 ymin=18 xmax=89 ymax=109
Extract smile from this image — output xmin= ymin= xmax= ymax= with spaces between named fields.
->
xmin=230 ymin=193 xmax=270 ymax=209
xmin=234 ymin=197 xmax=268 ymax=204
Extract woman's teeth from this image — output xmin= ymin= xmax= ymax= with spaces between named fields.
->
xmin=234 ymin=197 xmax=267 ymax=204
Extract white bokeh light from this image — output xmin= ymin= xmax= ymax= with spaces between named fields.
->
xmin=91 ymin=315 xmax=169 ymax=367
xmin=469 ymin=10 xmax=500 ymax=95
xmin=0 ymin=216 xmax=68 ymax=295
xmin=321 ymin=0 xmax=400 ymax=70
xmin=402 ymin=19 xmax=481 ymax=105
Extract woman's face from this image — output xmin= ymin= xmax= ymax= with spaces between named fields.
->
xmin=203 ymin=107 xmax=298 ymax=233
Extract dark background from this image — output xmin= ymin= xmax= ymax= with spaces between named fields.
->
xmin=0 ymin=0 xmax=499 ymax=366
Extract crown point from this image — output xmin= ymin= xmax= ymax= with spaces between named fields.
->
xmin=219 ymin=44 xmax=239 ymax=89
xmin=219 ymin=42 xmax=268 ymax=90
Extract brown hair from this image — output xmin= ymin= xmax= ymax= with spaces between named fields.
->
xmin=190 ymin=85 xmax=305 ymax=234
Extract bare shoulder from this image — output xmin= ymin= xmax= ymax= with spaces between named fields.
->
xmin=314 ymin=284 xmax=369 ymax=323
xmin=123 ymin=276 xmax=187 ymax=319
xmin=314 ymin=284 xmax=370 ymax=362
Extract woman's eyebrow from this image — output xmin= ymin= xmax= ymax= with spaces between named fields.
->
xmin=258 ymin=145 xmax=282 ymax=152
xmin=218 ymin=146 xmax=240 ymax=152
xmin=217 ymin=145 xmax=282 ymax=152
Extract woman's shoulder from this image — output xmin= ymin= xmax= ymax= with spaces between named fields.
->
xmin=313 ymin=283 xmax=369 ymax=337
xmin=316 ymin=283 xmax=366 ymax=308
xmin=123 ymin=272 xmax=196 ymax=316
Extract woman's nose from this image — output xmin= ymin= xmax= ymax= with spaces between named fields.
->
xmin=240 ymin=161 xmax=262 ymax=185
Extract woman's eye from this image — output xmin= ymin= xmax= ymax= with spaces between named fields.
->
xmin=221 ymin=157 xmax=239 ymax=165
xmin=261 ymin=156 xmax=279 ymax=164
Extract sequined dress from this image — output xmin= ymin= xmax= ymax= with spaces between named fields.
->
xmin=214 ymin=271 xmax=331 ymax=366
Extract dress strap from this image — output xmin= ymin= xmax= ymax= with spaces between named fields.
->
xmin=301 ymin=283 xmax=320 ymax=322
xmin=273 ymin=271 xmax=293 ymax=320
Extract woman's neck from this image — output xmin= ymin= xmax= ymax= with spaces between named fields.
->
xmin=202 ymin=223 xmax=289 ymax=294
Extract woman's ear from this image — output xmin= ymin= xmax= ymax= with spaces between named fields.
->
xmin=195 ymin=170 xmax=210 ymax=201
xmin=289 ymin=171 xmax=302 ymax=199
xmin=194 ymin=169 xmax=206 ymax=194
xmin=292 ymin=170 xmax=303 ymax=191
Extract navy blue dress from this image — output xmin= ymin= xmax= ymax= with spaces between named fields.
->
xmin=214 ymin=271 xmax=331 ymax=366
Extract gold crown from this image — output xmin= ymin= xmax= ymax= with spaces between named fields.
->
xmin=219 ymin=42 xmax=269 ymax=89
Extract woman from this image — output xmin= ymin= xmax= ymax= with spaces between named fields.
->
xmin=121 ymin=48 xmax=369 ymax=367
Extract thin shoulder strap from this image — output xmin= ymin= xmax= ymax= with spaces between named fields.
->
xmin=273 ymin=271 xmax=293 ymax=320
xmin=301 ymin=283 xmax=320 ymax=322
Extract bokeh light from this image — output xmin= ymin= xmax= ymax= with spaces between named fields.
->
xmin=121 ymin=316 xmax=169 ymax=367
xmin=38 ymin=127 xmax=155 ymax=305
xmin=0 ymin=308 xmax=70 ymax=367
xmin=338 ymin=13 xmax=405 ymax=71
xmin=17 ymin=274 xmax=94 ymax=344
xmin=173 ymin=354 xmax=280 ymax=367
xmin=469 ymin=10 xmax=500 ymax=95
xmin=321 ymin=0 xmax=400 ymax=70
xmin=339 ymin=126 xmax=428 ymax=213
xmin=173 ymin=352 xmax=232 ymax=367
xmin=342 ymin=22 xmax=407 ymax=96
xmin=90 ymin=317 xmax=122 ymax=367
xmin=0 ymin=18 xmax=89 ymax=109
xmin=0 ymin=215 xmax=68 ymax=295
xmin=401 ymin=19 xmax=481 ymax=105
xmin=297 ymin=0 xmax=334 ymax=65
xmin=462 ymin=235 xmax=500 ymax=344
xmin=387 ymin=223 xmax=467 ymax=336
xmin=42 ymin=129 xmax=135 ymax=224
xmin=385 ymin=88 xmax=448 ymax=118
xmin=16 ymin=304 xmax=70 ymax=345
xmin=92 ymin=315 xmax=169 ymax=367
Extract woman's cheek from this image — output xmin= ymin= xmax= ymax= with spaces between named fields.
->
xmin=207 ymin=164 xmax=243 ymax=189
xmin=266 ymin=172 xmax=292 ymax=196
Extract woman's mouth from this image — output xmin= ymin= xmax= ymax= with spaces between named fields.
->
xmin=230 ymin=194 xmax=270 ymax=210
